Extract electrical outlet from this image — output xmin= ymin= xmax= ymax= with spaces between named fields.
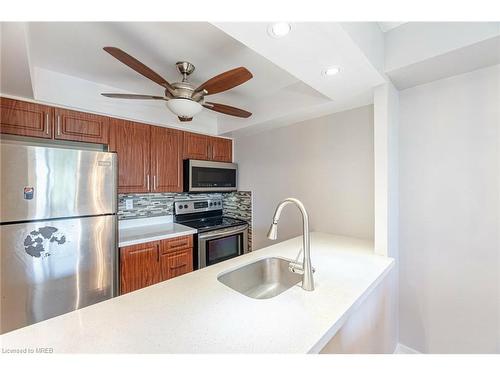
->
xmin=125 ymin=199 xmax=133 ymax=210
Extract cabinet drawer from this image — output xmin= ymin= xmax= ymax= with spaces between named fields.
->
xmin=160 ymin=248 xmax=193 ymax=281
xmin=161 ymin=235 xmax=193 ymax=254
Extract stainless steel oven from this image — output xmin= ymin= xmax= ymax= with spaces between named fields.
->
xmin=184 ymin=160 xmax=237 ymax=192
xmin=174 ymin=199 xmax=249 ymax=270
xmin=198 ymin=225 xmax=248 ymax=268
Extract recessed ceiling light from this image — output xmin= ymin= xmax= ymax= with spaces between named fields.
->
xmin=268 ymin=22 xmax=291 ymax=38
xmin=323 ymin=66 xmax=341 ymax=76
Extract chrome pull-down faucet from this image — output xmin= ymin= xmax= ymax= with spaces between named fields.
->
xmin=267 ymin=198 xmax=314 ymax=291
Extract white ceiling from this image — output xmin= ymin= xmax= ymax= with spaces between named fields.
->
xmin=384 ymin=22 xmax=500 ymax=89
xmin=0 ymin=22 xmax=382 ymax=137
xmin=27 ymin=22 xmax=302 ymax=103
xmin=213 ymin=22 xmax=386 ymax=135
xmin=378 ymin=22 xmax=406 ymax=33
xmin=2 ymin=22 xmax=498 ymax=137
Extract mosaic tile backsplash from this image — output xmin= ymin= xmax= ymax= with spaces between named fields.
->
xmin=118 ymin=191 xmax=253 ymax=250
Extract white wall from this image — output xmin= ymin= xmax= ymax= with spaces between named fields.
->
xmin=0 ymin=23 xmax=34 ymax=98
xmin=374 ymin=83 xmax=399 ymax=258
xmin=235 ymin=105 xmax=374 ymax=250
xmin=373 ymin=82 xmax=400 ymax=355
xmin=399 ymin=64 xmax=500 ymax=353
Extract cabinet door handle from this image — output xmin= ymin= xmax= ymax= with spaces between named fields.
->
xmin=45 ymin=113 xmax=49 ymax=135
xmin=146 ymin=174 xmax=150 ymax=191
xmin=57 ymin=115 xmax=61 ymax=136
xmin=157 ymin=244 xmax=160 ymax=262
xmin=169 ymin=263 xmax=186 ymax=270
xmin=168 ymin=240 xmax=189 ymax=250
xmin=153 ymin=175 xmax=157 ymax=190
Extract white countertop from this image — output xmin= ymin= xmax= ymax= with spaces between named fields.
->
xmin=118 ymin=216 xmax=197 ymax=247
xmin=0 ymin=232 xmax=394 ymax=353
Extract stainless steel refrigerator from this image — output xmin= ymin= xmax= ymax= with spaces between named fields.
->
xmin=0 ymin=143 xmax=117 ymax=334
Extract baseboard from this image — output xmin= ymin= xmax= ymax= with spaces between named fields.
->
xmin=394 ymin=343 xmax=421 ymax=354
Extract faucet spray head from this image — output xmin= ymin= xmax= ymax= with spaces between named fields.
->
xmin=267 ymin=222 xmax=278 ymax=240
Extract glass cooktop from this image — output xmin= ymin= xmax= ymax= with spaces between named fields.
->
xmin=180 ymin=216 xmax=247 ymax=233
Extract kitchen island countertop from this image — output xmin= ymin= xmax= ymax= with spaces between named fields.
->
xmin=0 ymin=232 xmax=394 ymax=353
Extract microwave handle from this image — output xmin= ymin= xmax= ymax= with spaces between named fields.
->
xmin=197 ymin=225 xmax=248 ymax=240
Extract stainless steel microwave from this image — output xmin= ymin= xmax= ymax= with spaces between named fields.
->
xmin=184 ymin=159 xmax=237 ymax=192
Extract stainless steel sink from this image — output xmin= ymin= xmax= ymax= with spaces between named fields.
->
xmin=217 ymin=257 xmax=302 ymax=299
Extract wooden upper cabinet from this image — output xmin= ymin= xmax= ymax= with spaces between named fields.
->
xmin=183 ymin=131 xmax=233 ymax=162
xmin=0 ymin=97 xmax=53 ymax=139
xmin=183 ymin=132 xmax=210 ymax=160
xmin=120 ymin=241 xmax=161 ymax=294
xmin=109 ymin=119 xmax=151 ymax=194
xmin=54 ymin=108 xmax=109 ymax=144
xmin=210 ymin=137 xmax=233 ymax=162
xmin=151 ymin=126 xmax=183 ymax=192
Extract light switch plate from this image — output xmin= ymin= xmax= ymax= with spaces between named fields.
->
xmin=125 ymin=199 xmax=133 ymax=210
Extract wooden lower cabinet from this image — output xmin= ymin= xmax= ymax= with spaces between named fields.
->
xmin=160 ymin=248 xmax=193 ymax=281
xmin=119 ymin=235 xmax=193 ymax=294
xmin=120 ymin=241 xmax=160 ymax=294
xmin=160 ymin=235 xmax=193 ymax=281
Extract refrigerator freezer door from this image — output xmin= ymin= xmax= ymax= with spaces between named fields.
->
xmin=0 ymin=215 xmax=116 ymax=334
xmin=0 ymin=144 xmax=117 ymax=223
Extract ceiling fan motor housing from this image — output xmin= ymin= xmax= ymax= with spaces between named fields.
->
xmin=176 ymin=61 xmax=196 ymax=78
xmin=166 ymin=81 xmax=201 ymax=101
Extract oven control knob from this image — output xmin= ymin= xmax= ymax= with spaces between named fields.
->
xmin=184 ymin=204 xmax=188 ymax=209
xmin=209 ymin=202 xmax=213 ymax=206
xmin=218 ymin=202 xmax=221 ymax=205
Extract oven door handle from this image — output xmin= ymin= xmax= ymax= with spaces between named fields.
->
xmin=197 ymin=224 xmax=248 ymax=240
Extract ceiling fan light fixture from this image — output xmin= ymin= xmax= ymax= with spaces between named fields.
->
xmin=166 ymin=98 xmax=203 ymax=118
xmin=268 ymin=22 xmax=291 ymax=38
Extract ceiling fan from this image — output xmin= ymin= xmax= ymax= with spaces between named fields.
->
xmin=101 ymin=47 xmax=253 ymax=122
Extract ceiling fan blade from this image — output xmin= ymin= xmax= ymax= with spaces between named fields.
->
xmin=195 ymin=67 xmax=252 ymax=95
xmin=103 ymin=47 xmax=174 ymax=91
xmin=101 ymin=93 xmax=166 ymax=100
xmin=178 ymin=116 xmax=193 ymax=122
xmin=203 ymin=102 xmax=252 ymax=118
